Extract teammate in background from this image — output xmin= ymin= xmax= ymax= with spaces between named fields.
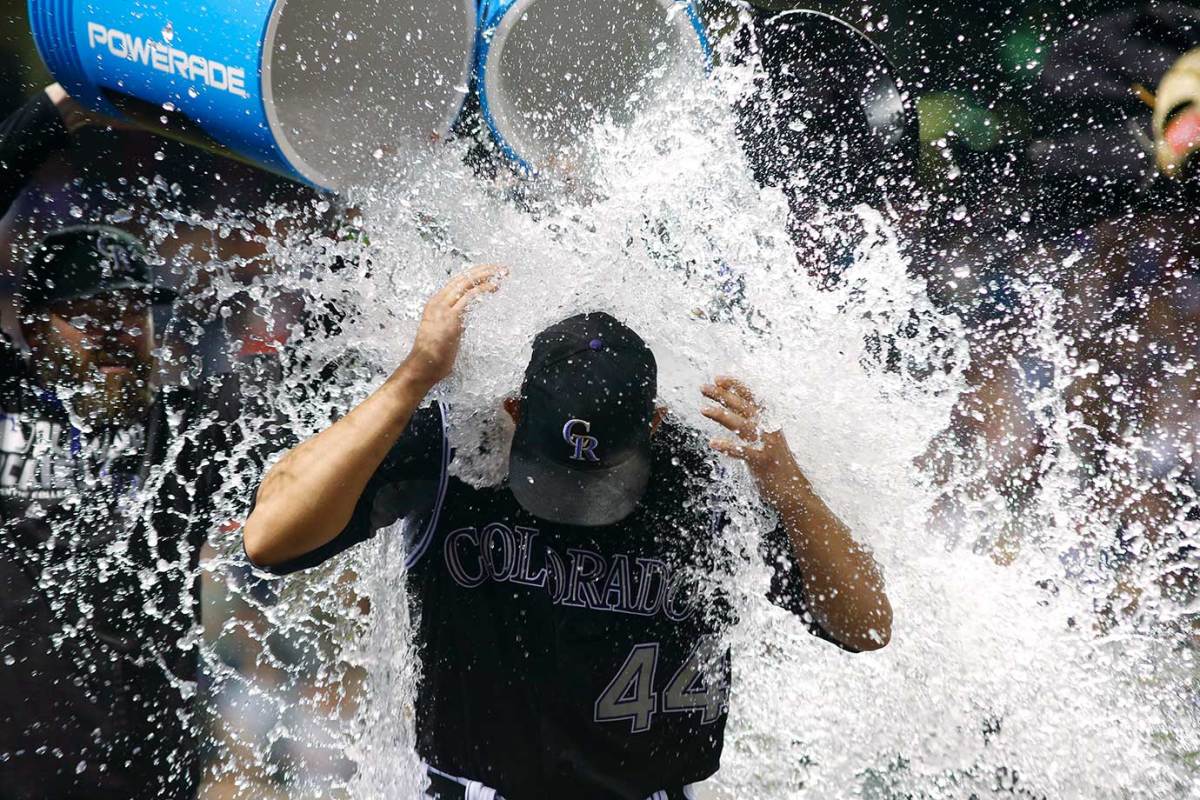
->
xmin=244 ymin=264 xmax=892 ymax=799
xmin=0 ymin=85 xmax=232 ymax=799
xmin=1023 ymin=2 xmax=1200 ymax=225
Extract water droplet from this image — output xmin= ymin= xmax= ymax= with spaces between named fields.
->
xmin=154 ymin=151 xmax=165 ymax=161
xmin=68 ymin=205 xmax=83 ymax=219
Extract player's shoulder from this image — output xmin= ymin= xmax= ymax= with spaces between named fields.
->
xmin=645 ymin=417 xmax=720 ymax=513
xmin=408 ymin=401 xmax=448 ymax=440
xmin=652 ymin=418 xmax=716 ymax=475
xmin=379 ymin=401 xmax=449 ymax=479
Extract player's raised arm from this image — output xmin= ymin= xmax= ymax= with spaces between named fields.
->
xmin=702 ymin=376 xmax=892 ymax=652
xmin=0 ymin=84 xmax=128 ymax=217
xmin=243 ymin=264 xmax=506 ymax=567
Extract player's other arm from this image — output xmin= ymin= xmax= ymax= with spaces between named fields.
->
xmin=702 ymin=376 xmax=892 ymax=652
xmin=243 ymin=264 xmax=505 ymax=567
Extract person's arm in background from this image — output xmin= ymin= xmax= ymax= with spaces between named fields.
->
xmin=702 ymin=376 xmax=892 ymax=652
xmin=242 ymin=264 xmax=505 ymax=567
xmin=0 ymin=84 xmax=112 ymax=217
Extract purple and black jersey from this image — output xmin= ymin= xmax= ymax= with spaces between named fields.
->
xmin=265 ymin=404 xmax=841 ymax=799
xmin=0 ymin=332 xmax=238 ymax=799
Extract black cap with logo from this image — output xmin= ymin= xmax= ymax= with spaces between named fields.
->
xmin=509 ymin=312 xmax=658 ymax=527
xmin=21 ymin=225 xmax=176 ymax=308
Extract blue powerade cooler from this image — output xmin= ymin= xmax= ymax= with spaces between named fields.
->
xmin=475 ymin=0 xmax=711 ymax=175
xmin=29 ymin=0 xmax=477 ymax=192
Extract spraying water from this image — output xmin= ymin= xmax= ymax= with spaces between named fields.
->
xmin=66 ymin=13 xmax=1198 ymax=800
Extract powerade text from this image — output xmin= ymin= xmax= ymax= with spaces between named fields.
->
xmin=86 ymin=23 xmax=249 ymax=99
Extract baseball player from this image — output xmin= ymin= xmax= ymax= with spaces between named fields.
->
xmin=244 ymin=264 xmax=891 ymax=798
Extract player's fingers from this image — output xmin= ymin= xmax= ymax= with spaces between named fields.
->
xmin=709 ymin=437 xmax=750 ymax=460
xmin=451 ymin=280 xmax=500 ymax=311
xmin=433 ymin=264 xmax=502 ymax=305
xmin=715 ymin=375 xmax=758 ymax=405
xmin=464 ymin=262 xmax=507 ymax=282
xmin=701 ymin=383 xmax=755 ymax=418
xmin=701 ymin=404 xmax=756 ymax=439
xmin=447 ymin=263 xmax=506 ymax=299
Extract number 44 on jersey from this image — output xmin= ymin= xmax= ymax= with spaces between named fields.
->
xmin=594 ymin=637 xmax=730 ymax=733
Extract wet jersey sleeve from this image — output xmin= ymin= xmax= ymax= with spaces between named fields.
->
xmin=261 ymin=403 xmax=448 ymax=575
xmin=760 ymin=522 xmax=860 ymax=652
xmin=0 ymin=92 xmax=69 ymax=217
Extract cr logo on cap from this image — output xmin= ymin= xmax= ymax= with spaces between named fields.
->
xmin=562 ymin=419 xmax=600 ymax=462
xmin=95 ymin=233 xmax=136 ymax=277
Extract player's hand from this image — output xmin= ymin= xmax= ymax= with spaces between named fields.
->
xmin=44 ymin=83 xmax=131 ymax=134
xmin=701 ymin=375 xmax=800 ymax=501
xmin=401 ymin=264 xmax=506 ymax=390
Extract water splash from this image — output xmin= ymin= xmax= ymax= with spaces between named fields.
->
xmin=100 ymin=21 xmax=1200 ymax=800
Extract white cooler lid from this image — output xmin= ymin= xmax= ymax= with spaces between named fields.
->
xmin=483 ymin=0 xmax=706 ymax=174
xmin=262 ymin=0 xmax=476 ymax=191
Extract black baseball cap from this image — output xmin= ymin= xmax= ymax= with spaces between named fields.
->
xmin=509 ymin=312 xmax=658 ymax=527
xmin=21 ymin=225 xmax=175 ymax=309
